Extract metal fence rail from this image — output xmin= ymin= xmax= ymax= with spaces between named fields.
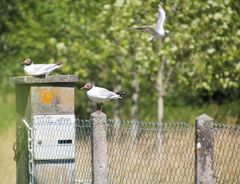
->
xmin=15 ymin=117 xmax=240 ymax=184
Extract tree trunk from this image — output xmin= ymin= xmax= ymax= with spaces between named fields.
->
xmin=156 ymin=55 xmax=165 ymax=160
xmin=157 ymin=61 xmax=164 ymax=122
xmin=113 ymin=83 xmax=121 ymax=121
xmin=131 ymin=76 xmax=139 ymax=121
xmin=130 ymin=71 xmax=139 ymax=141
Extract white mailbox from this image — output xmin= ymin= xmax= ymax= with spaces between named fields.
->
xmin=33 ymin=115 xmax=75 ymax=160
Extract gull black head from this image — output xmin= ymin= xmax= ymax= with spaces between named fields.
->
xmin=22 ymin=59 xmax=32 ymax=66
xmin=81 ymin=83 xmax=93 ymax=90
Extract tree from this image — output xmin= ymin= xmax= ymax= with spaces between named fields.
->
xmin=0 ymin=0 xmax=239 ymax=121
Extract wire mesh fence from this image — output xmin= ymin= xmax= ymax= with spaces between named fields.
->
xmin=75 ymin=119 xmax=91 ymax=184
xmin=213 ymin=123 xmax=240 ymax=183
xmin=106 ymin=120 xmax=194 ymax=184
xmin=15 ymin=117 xmax=240 ymax=183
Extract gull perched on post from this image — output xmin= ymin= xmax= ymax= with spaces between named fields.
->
xmin=81 ymin=83 xmax=126 ymax=111
xmin=130 ymin=3 xmax=166 ymax=41
xmin=22 ymin=59 xmax=63 ymax=77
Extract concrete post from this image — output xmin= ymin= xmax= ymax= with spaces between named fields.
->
xmin=11 ymin=75 xmax=78 ymax=184
xmin=90 ymin=111 xmax=108 ymax=184
xmin=195 ymin=114 xmax=214 ymax=184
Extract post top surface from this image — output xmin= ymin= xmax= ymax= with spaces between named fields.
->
xmin=196 ymin=113 xmax=213 ymax=122
xmin=10 ymin=75 xmax=78 ymax=84
xmin=91 ymin=111 xmax=107 ymax=117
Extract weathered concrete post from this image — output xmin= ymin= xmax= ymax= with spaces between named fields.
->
xmin=11 ymin=75 xmax=78 ymax=184
xmin=90 ymin=111 xmax=108 ymax=184
xmin=195 ymin=114 xmax=214 ymax=184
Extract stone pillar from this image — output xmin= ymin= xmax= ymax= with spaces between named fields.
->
xmin=90 ymin=111 xmax=108 ymax=184
xmin=11 ymin=75 xmax=78 ymax=184
xmin=195 ymin=114 xmax=214 ymax=184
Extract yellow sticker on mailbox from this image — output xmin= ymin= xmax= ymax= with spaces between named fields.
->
xmin=40 ymin=90 xmax=53 ymax=104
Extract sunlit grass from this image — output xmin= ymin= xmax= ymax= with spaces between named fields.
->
xmin=0 ymin=94 xmax=15 ymax=132
xmin=0 ymin=94 xmax=16 ymax=184
xmin=0 ymin=125 xmax=16 ymax=184
xmin=164 ymin=100 xmax=240 ymax=125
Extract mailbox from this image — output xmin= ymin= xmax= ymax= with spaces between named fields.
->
xmin=11 ymin=75 xmax=78 ymax=184
xmin=33 ymin=115 xmax=75 ymax=160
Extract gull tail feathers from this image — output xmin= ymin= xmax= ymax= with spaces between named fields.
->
xmin=116 ymin=91 xmax=127 ymax=97
xmin=55 ymin=61 xmax=64 ymax=66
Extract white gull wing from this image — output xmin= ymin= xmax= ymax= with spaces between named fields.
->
xmin=129 ymin=26 xmax=160 ymax=41
xmin=128 ymin=4 xmax=166 ymax=41
xmin=87 ymin=86 xmax=121 ymax=103
xmin=24 ymin=64 xmax=61 ymax=76
xmin=130 ymin=26 xmax=157 ymax=35
xmin=155 ymin=4 xmax=166 ymax=35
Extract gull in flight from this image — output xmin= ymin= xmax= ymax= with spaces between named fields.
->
xmin=81 ymin=83 xmax=126 ymax=111
xmin=22 ymin=59 xmax=63 ymax=77
xmin=130 ymin=3 xmax=166 ymax=41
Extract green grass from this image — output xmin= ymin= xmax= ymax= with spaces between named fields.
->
xmin=0 ymin=125 xmax=16 ymax=184
xmin=0 ymin=93 xmax=16 ymax=183
xmin=0 ymin=94 xmax=15 ymax=133
xmin=0 ymin=94 xmax=16 ymax=184
xmin=165 ymin=100 xmax=240 ymax=125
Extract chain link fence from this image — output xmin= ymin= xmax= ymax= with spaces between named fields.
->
xmin=15 ymin=118 xmax=240 ymax=183
xmin=213 ymin=123 xmax=240 ymax=183
xmin=106 ymin=120 xmax=194 ymax=184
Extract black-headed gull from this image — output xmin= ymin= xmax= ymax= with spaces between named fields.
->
xmin=22 ymin=59 xmax=63 ymax=77
xmin=130 ymin=3 xmax=166 ymax=41
xmin=81 ymin=83 xmax=126 ymax=111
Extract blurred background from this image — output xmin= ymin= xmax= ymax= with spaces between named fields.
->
xmin=0 ymin=0 xmax=239 ymax=183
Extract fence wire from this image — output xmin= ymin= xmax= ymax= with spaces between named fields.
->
xmin=213 ymin=124 xmax=240 ymax=184
xmin=106 ymin=120 xmax=194 ymax=184
xmin=15 ymin=118 xmax=240 ymax=184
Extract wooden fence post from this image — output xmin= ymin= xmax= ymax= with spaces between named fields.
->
xmin=195 ymin=114 xmax=214 ymax=184
xmin=90 ymin=111 xmax=108 ymax=184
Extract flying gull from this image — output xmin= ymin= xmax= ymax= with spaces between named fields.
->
xmin=130 ymin=3 xmax=166 ymax=41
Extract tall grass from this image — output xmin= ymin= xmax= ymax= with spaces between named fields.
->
xmin=0 ymin=94 xmax=16 ymax=184
xmin=0 ymin=125 xmax=16 ymax=184
xmin=164 ymin=100 xmax=240 ymax=125
xmin=0 ymin=94 xmax=15 ymax=132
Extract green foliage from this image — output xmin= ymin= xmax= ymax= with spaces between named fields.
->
xmin=165 ymin=99 xmax=240 ymax=125
xmin=0 ymin=0 xmax=239 ymax=122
